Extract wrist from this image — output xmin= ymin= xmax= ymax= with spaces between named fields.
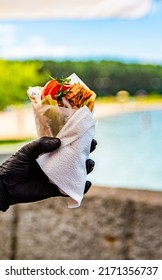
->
xmin=0 ymin=177 xmax=10 ymax=212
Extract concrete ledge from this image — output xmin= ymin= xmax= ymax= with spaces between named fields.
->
xmin=1 ymin=186 xmax=162 ymax=259
xmin=0 ymin=207 xmax=16 ymax=259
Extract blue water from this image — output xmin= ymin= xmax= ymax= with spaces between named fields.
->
xmin=88 ymin=109 xmax=162 ymax=191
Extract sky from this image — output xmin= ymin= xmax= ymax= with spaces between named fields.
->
xmin=0 ymin=0 xmax=162 ymax=64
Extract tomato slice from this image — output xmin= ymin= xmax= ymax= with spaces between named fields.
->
xmin=61 ymin=83 xmax=71 ymax=92
xmin=41 ymin=80 xmax=61 ymax=99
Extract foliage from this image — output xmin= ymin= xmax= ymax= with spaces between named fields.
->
xmin=36 ymin=60 xmax=162 ymax=96
xmin=0 ymin=59 xmax=162 ymax=110
xmin=0 ymin=60 xmax=44 ymax=110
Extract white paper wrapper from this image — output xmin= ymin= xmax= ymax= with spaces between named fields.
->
xmin=37 ymin=106 xmax=95 ymax=208
xmin=27 ymin=73 xmax=96 ymax=208
xmin=31 ymin=103 xmax=76 ymax=137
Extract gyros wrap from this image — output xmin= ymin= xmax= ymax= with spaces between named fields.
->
xmin=27 ymin=73 xmax=96 ymax=208
xmin=27 ymin=73 xmax=96 ymax=137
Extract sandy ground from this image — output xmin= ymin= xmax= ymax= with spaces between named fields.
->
xmin=94 ymin=100 xmax=162 ymax=118
xmin=0 ymin=107 xmax=37 ymax=140
xmin=0 ymin=101 xmax=162 ymax=140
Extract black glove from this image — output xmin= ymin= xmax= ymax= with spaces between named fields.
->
xmin=0 ymin=137 xmax=97 ymax=212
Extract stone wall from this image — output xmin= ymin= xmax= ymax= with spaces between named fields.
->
xmin=1 ymin=186 xmax=162 ymax=260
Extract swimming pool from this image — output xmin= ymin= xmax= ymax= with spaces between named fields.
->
xmin=88 ymin=109 xmax=162 ymax=191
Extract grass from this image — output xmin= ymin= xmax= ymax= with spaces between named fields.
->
xmin=0 ymin=138 xmax=35 ymax=154
xmin=96 ymin=94 xmax=162 ymax=104
xmin=0 ymin=137 xmax=34 ymax=145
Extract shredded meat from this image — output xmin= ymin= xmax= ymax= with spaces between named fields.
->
xmin=65 ymin=83 xmax=94 ymax=109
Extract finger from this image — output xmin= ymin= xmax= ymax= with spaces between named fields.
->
xmin=50 ymin=180 xmax=92 ymax=197
xmin=84 ymin=180 xmax=92 ymax=194
xmin=21 ymin=137 xmax=61 ymax=160
xmin=90 ymin=139 xmax=97 ymax=153
xmin=86 ymin=159 xmax=95 ymax=174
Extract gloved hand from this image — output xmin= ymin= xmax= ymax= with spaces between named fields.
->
xmin=0 ymin=137 xmax=97 ymax=212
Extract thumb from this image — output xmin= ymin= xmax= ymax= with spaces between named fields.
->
xmin=20 ymin=137 xmax=61 ymax=160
